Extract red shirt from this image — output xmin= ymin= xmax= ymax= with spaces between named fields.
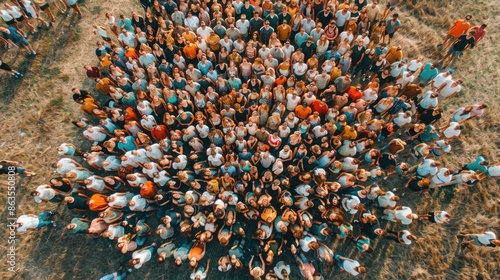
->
xmin=347 ymin=86 xmax=363 ymax=100
xmin=310 ymin=99 xmax=329 ymax=115
xmin=471 ymin=26 xmax=486 ymax=42
xmin=151 ymin=125 xmax=168 ymax=142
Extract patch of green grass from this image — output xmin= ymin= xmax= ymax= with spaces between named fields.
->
xmin=91 ymin=5 xmax=102 ymax=15
xmin=60 ymin=74 xmax=70 ymax=82
xmin=48 ymin=97 xmax=64 ymax=108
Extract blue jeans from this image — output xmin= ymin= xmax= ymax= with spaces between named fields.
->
xmin=37 ymin=211 xmax=53 ymax=229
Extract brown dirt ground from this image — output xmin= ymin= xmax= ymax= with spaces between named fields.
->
xmin=0 ymin=0 xmax=499 ymax=279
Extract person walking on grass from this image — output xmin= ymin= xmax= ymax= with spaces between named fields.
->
xmin=437 ymin=15 xmax=472 ymax=49
xmin=65 ymin=0 xmax=82 ymax=17
xmin=33 ymin=0 xmax=56 ymax=23
xmin=0 ymin=58 xmax=23 ymax=78
xmin=0 ymin=26 xmax=37 ymax=55
xmin=439 ymin=30 xmax=476 ymax=67
xmin=382 ymin=0 xmax=403 ymax=20
xmin=457 ymin=231 xmax=499 ymax=248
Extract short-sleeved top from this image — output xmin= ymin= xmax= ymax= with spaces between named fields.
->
xmin=17 ymin=215 xmax=40 ymax=232
xmin=452 ymin=35 xmax=475 ymax=51
xmin=342 ymin=259 xmax=360 ymax=276
xmin=448 ymin=20 xmax=471 ymax=38
xmin=385 ymin=19 xmax=401 ymax=34
xmin=70 ymin=218 xmax=90 ymax=234
xmin=132 ymin=249 xmax=152 ymax=269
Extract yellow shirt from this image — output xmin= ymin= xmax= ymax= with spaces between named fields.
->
xmin=183 ymin=31 xmax=197 ymax=43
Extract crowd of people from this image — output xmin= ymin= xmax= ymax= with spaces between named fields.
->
xmin=7 ymin=0 xmax=500 ymax=279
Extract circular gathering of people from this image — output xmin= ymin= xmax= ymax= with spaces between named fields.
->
xmin=8 ymin=0 xmax=500 ymax=279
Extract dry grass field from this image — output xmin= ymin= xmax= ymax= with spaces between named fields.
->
xmin=0 ymin=0 xmax=499 ymax=279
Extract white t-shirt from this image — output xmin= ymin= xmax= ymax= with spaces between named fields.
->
xmin=407 ymin=59 xmax=423 ymax=72
xmin=108 ymin=193 xmax=130 ymax=208
xmin=57 ymin=158 xmax=77 ymax=175
xmin=432 ymin=168 xmax=452 ymax=185
xmin=401 ymin=230 xmax=413 ymax=244
xmin=34 ymin=185 xmax=56 ymax=203
xmin=335 ymin=10 xmax=351 ymax=27
xmin=146 ymin=143 xmax=163 ymax=160
xmin=342 ymin=259 xmax=360 ymax=276
xmin=86 ymin=176 xmax=105 ymax=192
xmin=132 ymin=249 xmax=152 ymax=269
xmin=377 ymin=191 xmax=397 ymax=208
xmin=129 ymin=195 xmax=147 ymax=211
xmin=476 ymin=231 xmax=497 ymax=245
xmin=16 ymin=215 xmax=39 ymax=232
xmin=196 ymin=26 xmax=212 ymax=40
xmin=395 ymin=206 xmax=413 ymax=225
xmin=338 ymin=31 xmax=354 ymax=44
xmin=342 ymin=196 xmax=360 ymax=214
xmin=107 ymin=224 xmax=125 ymax=240
xmin=140 ymin=115 xmax=156 ymax=130
xmin=119 ymin=32 xmax=136 ymax=48
xmin=0 ymin=10 xmax=14 ymax=21
xmin=236 ymin=19 xmax=250 ymax=34
xmin=432 ymin=73 xmax=452 ymax=88
xmin=451 ymin=107 xmax=470 ymax=122
xmin=393 ymin=112 xmax=412 ymax=127
xmin=438 ymin=80 xmax=461 ymax=100
xmin=443 ymin=122 xmax=461 ymax=139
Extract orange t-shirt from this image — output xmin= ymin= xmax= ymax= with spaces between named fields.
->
xmin=448 ymin=20 xmax=471 ymax=38
xmin=183 ymin=44 xmax=198 ymax=59
xmin=89 ymin=194 xmax=109 ymax=211
xmin=140 ymin=181 xmax=157 ymax=199
xmin=295 ymin=106 xmax=312 ymax=119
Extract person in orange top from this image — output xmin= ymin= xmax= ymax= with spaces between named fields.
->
xmin=295 ymin=102 xmax=313 ymax=120
xmin=124 ymin=46 xmax=139 ymax=61
xmin=277 ymin=20 xmax=292 ymax=43
xmin=139 ymin=181 xmax=157 ymax=199
xmin=89 ymin=194 xmax=109 ymax=211
xmin=385 ymin=45 xmax=403 ymax=64
xmin=439 ymin=15 xmax=472 ymax=49
xmin=79 ymin=97 xmax=100 ymax=116
xmin=183 ymin=43 xmax=199 ymax=64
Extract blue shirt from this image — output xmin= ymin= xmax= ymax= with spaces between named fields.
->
xmin=197 ymin=61 xmax=213 ymax=75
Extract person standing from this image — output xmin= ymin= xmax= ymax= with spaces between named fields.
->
xmin=65 ymin=0 xmax=82 ymax=17
xmin=438 ymin=15 xmax=472 ymax=49
xmin=0 ymin=26 xmax=37 ymax=55
xmin=0 ymin=59 xmax=23 ymax=78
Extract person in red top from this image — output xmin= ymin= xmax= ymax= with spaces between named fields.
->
xmin=347 ymin=85 xmax=363 ymax=101
xmin=438 ymin=15 xmax=472 ymax=49
xmin=151 ymin=124 xmax=169 ymax=142
xmin=84 ymin=65 xmax=101 ymax=80
xmin=470 ymin=24 xmax=487 ymax=45
xmin=310 ymin=99 xmax=329 ymax=116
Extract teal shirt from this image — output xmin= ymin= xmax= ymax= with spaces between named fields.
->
xmin=356 ymin=237 xmax=371 ymax=252
xmin=70 ymin=218 xmax=89 ymax=234
xmin=419 ymin=63 xmax=439 ymax=82
xmin=466 ymin=156 xmax=488 ymax=173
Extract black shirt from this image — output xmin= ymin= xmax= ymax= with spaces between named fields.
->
xmin=453 ymin=35 xmax=475 ymax=51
